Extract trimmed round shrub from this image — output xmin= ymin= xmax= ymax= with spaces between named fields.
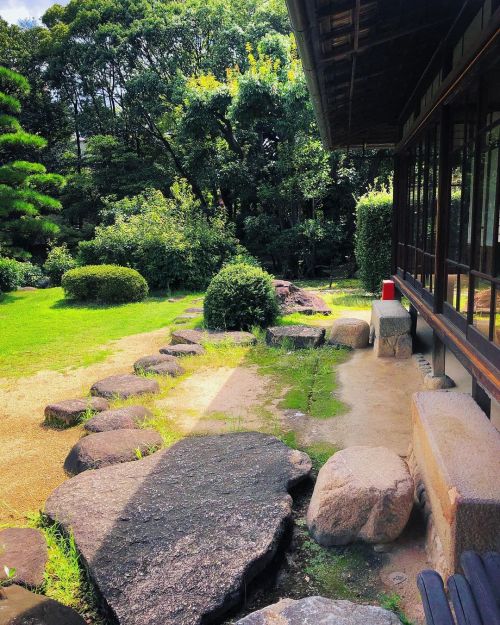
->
xmin=62 ymin=265 xmax=148 ymax=304
xmin=44 ymin=244 xmax=77 ymax=286
xmin=204 ymin=263 xmax=279 ymax=331
xmin=354 ymin=190 xmax=392 ymax=294
xmin=0 ymin=257 xmax=22 ymax=293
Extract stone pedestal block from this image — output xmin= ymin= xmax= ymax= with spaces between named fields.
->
xmin=371 ymin=300 xmax=412 ymax=359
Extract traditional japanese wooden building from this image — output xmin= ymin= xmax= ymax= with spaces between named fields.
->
xmin=286 ymin=0 xmax=500 ymax=413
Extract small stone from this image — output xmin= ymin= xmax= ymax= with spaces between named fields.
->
xmin=133 ymin=354 xmax=177 ymax=373
xmin=235 ymin=596 xmax=400 ymax=625
xmin=307 ymin=446 xmax=414 ymax=545
xmin=90 ymin=374 xmax=159 ymax=399
xmin=0 ymin=585 xmax=86 ymax=624
xmin=175 ymin=313 xmax=200 ymax=320
xmin=423 ymin=373 xmax=455 ymax=390
xmin=84 ymin=406 xmax=152 ymax=433
xmin=388 ymin=571 xmax=408 ymax=586
xmin=373 ymin=543 xmax=392 ymax=553
xmin=170 ymin=329 xmax=256 ymax=346
xmin=63 ymin=429 xmax=162 ymax=475
xmin=185 ymin=307 xmax=204 ymax=313
xmin=159 ymin=344 xmax=205 ymax=357
xmin=0 ymin=528 xmax=47 ymax=588
xmin=266 ymin=325 xmax=325 ymax=349
xmin=328 ymin=318 xmax=370 ymax=348
xmin=44 ymin=397 xmax=109 ymax=427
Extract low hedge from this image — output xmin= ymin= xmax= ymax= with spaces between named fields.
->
xmin=62 ymin=265 xmax=148 ymax=304
xmin=204 ymin=263 xmax=279 ymax=331
xmin=0 ymin=257 xmax=22 ymax=293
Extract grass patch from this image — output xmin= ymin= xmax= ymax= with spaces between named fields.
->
xmin=379 ymin=593 xmax=416 ymax=625
xmin=0 ymin=287 xmax=201 ymax=378
xmin=26 ymin=513 xmax=103 ymax=622
xmin=247 ymin=344 xmax=348 ymax=419
xmin=304 ymin=442 xmax=338 ymax=471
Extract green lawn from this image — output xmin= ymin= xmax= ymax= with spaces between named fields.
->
xmin=0 ymin=288 xmax=201 ymax=378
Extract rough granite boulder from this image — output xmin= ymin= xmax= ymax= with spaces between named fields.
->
xmin=44 ymin=397 xmax=109 ymax=427
xmin=236 ymin=597 xmax=400 ymax=625
xmin=159 ymin=344 xmax=205 ymax=357
xmin=84 ymin=406 xmax=152 ymax=433
xmin=63 ymin=429 xmax=162 ymax=475
xmin=170 ymin=329 xmax=257 ymax=346
xmin=272 ymin=280 xmax=331 ymax=315
xmin=307 ymin=446 xmax=414 ymax=545
xmin=0 ymin=584 xmax=86 ymax=625
xmin=0 ymin=528 xmax=48 ymax=588
xmin=266 ymin=325 xmax=325 ymax=349
xmin=45 ymin=432 xmax=312 ymax=625
xmin=133 ymin=354 xmax=184 ymax=377
xmin=328 ymin=318 xmax=370 ymax=349
xmin=90 ymin=374 xmax=159 ymax=399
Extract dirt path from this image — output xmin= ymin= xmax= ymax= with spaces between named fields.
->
xmin=0 ymin=327 xmax=173 ymax=524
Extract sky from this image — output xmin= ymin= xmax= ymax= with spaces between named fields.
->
xmin=0 ymin=0 xmax=68 ymax=25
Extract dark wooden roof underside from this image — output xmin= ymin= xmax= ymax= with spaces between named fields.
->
xmin=289 ymin=0 xmax=461 ymax=148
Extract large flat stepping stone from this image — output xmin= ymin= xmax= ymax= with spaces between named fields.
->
xmin=0 ymin=584 xmax=86 ymax=624
xmin=266 ymin=325 xmax=325 ymax=349
xmin=90 ymin=374 xmax=159 ymax=399
xmin=185 ymin=307 xmax=203 ymax=313
xmin=84 ymin=406 xmax=152 ymax=433
xmin=160 ymin=343 xmax=205 ymax=357
xmin=0 ymin=528 xmax=48 ymax=588
xmin=307 ymin=446 xmax=413 ymax=546
xmin=44 ymin=397 xmax=109 ymax=427
xmin=236 ymin=596 xmax=400 ymax=624
xmin=133 ymin=354 xmax=184 ymax=377
xmin=64 ymin=429 xmax=162 ymax=475
xmin=170 ymin=328 xmax=257 ymax=346
xmin=45 ymin=433 xmax=312 ymax=625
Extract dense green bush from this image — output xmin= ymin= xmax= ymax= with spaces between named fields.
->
xmin=204 ymin=263 xmax=279 ymax=330
xmin=62 ymin=265 xmax=148 ymax=304
xmin=18 ymin=262 xmax=46 ymax=287
xmin=0 ymin=258 xmax=22 ymax=292
xmin=78 ymin=183 xmax=240 ymax=290
xmin=44 ymin=244 xmax=77 ymax=286
xmin=354 ymin=190 xmax=393 ymax=293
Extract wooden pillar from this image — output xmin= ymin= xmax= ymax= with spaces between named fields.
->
xmin=434 ymin=106 xmax=451 ymax=314
xmin=432 ymin=331 xmax=446 ymax=377
xmin=472 ymin=378 xmax=491 ymax=418
xmin=409 ymin=303 xmax=418 ymax=338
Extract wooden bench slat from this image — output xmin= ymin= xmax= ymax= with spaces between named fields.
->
xmin=448 ymin=574 xmax=482 ymax=625
xmin=482 ymin=552 xmax=500 ymax=607
xmin=461 ymin=551 xmax=500 ymax=625
xmin=417 ymin=570 xmax=456 ymax=625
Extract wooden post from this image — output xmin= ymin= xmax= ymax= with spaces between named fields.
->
xmin=432 ymin=331 xmax=446 ymax=377
xmin=434 ymin=106 xmax=451 ymax=314
xmin=409 ymin=303 xmax=418 ymax=339
xmin=472 ymin=378 xmax=491 ymax=418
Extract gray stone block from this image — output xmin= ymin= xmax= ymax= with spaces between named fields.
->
xmin=371 ymin=300 xmax=412 ymax=338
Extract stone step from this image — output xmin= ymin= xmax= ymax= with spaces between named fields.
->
xmin=411 ymin=391 xmax=500 ymax=576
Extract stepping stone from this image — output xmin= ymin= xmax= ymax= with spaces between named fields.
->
xmin=328 ymin=317 xmax=370 ymax=348
xmin=143 ymin=361 xmax=184 ymax=377
xmin=160 ymin=344 xmax=205 ymax=357
xmin=84 ymin=406 xmax=152 ymax=433
xmin=90 ymin=374 xmax=159 ymax=399
xmin=0 ymin=528 xmax=48 ymax=588
xmin=236 ymin=597 xmax=400 ymax=625
xmin=63 ymin=429 xmax=162 ymax=475
xmin=44 ymin=397 xmax=109 ymax=427
xmin=0 ymin=584 xmax=86 ymax=624
xmin=266 ymin=325 xmax=325 ymax=349
xmin=307 ymin=446 xmax=414 ymax=546
xmin=46 ymin=433 xmax=312 ymax=625
xmin=133 ymin=354 xmax=177 ymax=372
xmin=175 ymin=313 xmax=200 ymax=320
xmin=171 ymin=329 xmax=257 ymax=346
xmin=185 ymin=307 xmax=203 ymax=313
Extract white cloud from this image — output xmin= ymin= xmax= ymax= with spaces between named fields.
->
xmin=0 ymin=0 xmax=68 ymax=24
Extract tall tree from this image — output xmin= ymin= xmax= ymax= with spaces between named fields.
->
xmin=0 ymin=66 xmax=65 ymax=258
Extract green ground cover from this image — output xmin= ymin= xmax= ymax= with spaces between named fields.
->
xmin=0 ymin=288 xmax=201 ymax=378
